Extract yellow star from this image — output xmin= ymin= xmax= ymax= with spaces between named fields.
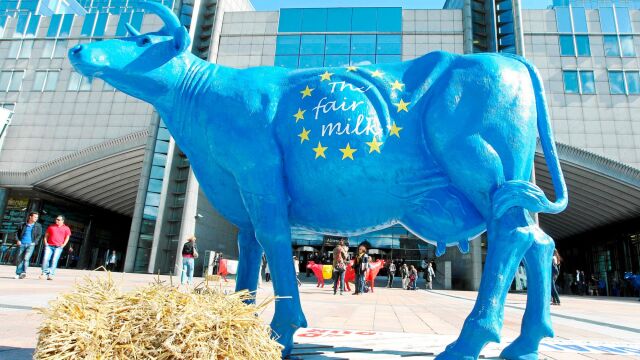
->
xmin=389 ymin=122 xmax=403 ymax=137
xmin=394 ymin=99 xmax=410 ymax=112
xmin=320 ymin=71 xmax=333 ymax=81
xmin=346 ymin=66 xmax=358 ymax=72
xmin=293 ymin=108 xmax=305 ymax=122
xmin=300 ymin=86 xmax=314 ymax=99
xmin=298 ymin=127 xmax=311 ymax=143
xmin=312 ymin=142 xmax=327 ymax=159
xmin=366 ymin=137 xmax=383 ymax=153
xmin=371 ymin=70 xmax=384 ymax=78
xmin=339 ymin=143 xmax=357 ymax=160
xmin=391 ymin=80 xmax=404 ymax=91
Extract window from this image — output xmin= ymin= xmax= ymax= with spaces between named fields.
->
xmin=278 ymin=9 xmax=302 ymax=32
xmin=326 ymin=8 xmax=352 ymax=32
xmin=116 ymin=12 xmax=132 ymax=36
xmin=377 ymin=35 xmax=401 ymax=55
xmin=274 ymin=55 xmax=298 ymax=68
xmin=301 ymin=8 xmax=327 ymax=32
xmin=608 ymin=70 xmax=640 ymax=95
xmin=0 ymin=16 xmax=7 ymax=38
xmin=93 ymin=12 xmax=109 ymax=37
xmin=609 ymin=71 xmax=625 ymax=94
xmin=299 ymin=55 xmax=324 ymax=68
xmin=555 ymin=7 xmax=572 ymax=33
xmin=563 ymin=70 xmax=594 ymax=94
xmin=559 ymin=35 xmax=575 ymax=56
xmin=275 ymin=35 xmax=300 ymax=55
xmin=376 ymin=54 xmax=401 ymax=64
xmin=604 ymin=35 xmax=619 ymax=56
xmin=47 ymin=14 xmax=62 ymax=37
xmin=616 ymin=7 xmax=632 ymax=33
xmin=352 ymin=8 xmax=377 ymax=32
xmin=599 ymin=7 xmax=616 ymax=33
xmin=42 ymin=40 xmax=68 ymax=58
xmin=351 ymin=34 xmax=376 ymax=54
xmin=32 ymin=70 xmax=59 ymax=91
xmin=130 ymin=11 xmax=144 ymax=32
xmin=325 ymin=35 xmax=350 ymax=54
xmin=571 ymin=7 xmax=587 ymax=33
xmin=377 ymin=8 xmax=402 ymax=32
xmin=8 ymin=40 xmax=33 ymax=59
xmin=300 ymin=35 xmax=325 ymax=55
xmin=81 ymin=13 xmax=97 ymax=36
xmin=351 ymin=54 xmax=375 ymax=65
xmin=68 ymin=71 xmax=91 ymax=91
xmin=59 ymin=14 xmax=74 ymax=36
xmin=324 ymin=54 xmax=349 ymax=67
xmin=620 ymin=35 xmax=635 ymax=57
xmin=0 ymin=71 xmax=25 ymax=92
xmin=575 ymin=35 xmax=590 ymax=56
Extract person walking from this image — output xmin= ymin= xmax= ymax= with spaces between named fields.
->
xmin=409 ymin=265 xmax=418 ymax=290
xmin=293 ymin=256 xmax=302 ymax=287
xmin=387 ymin=260 xmax=396 ymax=288
xmin=551 ymin=249 xmax=562 ymax=305
xmin=353 ymin=244 xmax=369 ymax=295
xmin=180 ymin=235 xmax=198 ymax=285
xmin=425 ymin=262 xmax=435 ymax=290
xmin=401 ymin=263 xmax=409 ymax=289
xmin=332 ymin=240 xmax=348 ymax=295
xmin=40 ymin=215 xmax=71 ymax=280
xmin=14 ymin=212 xmax=42 ymax=279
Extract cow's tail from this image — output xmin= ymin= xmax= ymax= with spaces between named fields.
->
xmin=492 ymin=54 xmax=568 ymax=219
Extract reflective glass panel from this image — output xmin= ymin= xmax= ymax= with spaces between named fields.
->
xmin=351 ymin=54 xmax=375 ymax=65
xmin=150 ymin=165 xmax=165 ymax=179
xmin=53 ymin=40 xmax=68 ymax=58
xmin=0 ymin=72 xmax=10 ymax=91
xmin=45 ymin=71 xmax=59 ymax=91
xmin=572 ymin=7 xmax=587 ymax=33
xmin=376 ymin=54 xmax=401 ymax=64
xmin=274 ymin=55 xmax=298 ymax=68
xmin=155 ymin=139 xmax=169 ymax=154
xmin=299 ymin=55 xmax=324 ymax=68
xmin=60 ymin=14 xmax=74 ymax=36
xmin=116 ymin=12 xmax=131 ymax=36
xmin=26 ymin=14 xmax=40 ymax=36
xmin=79 ymin=75 xmax=91 ymax=91
xmin=8 ymin=41 xmax=20 ymax=58
xmin=278 ymin=9 xmax=302 ymax=32
xmin=81 ymin=13 xmax=96 ymax=36
xmin=301 ymin=8 xmax=327 ymax=32
xmin=351 ymin=34 xmax=376 ymax=54
xmin=559 ymin=35 xmax=575 ymax=55
xmin=627 ymin=71 xmax=640 ymax=94
xmin=32 ymin=71 xmax=46 ymax=91
xmin=327 ymin=8 xmax=352 ymax=32
xmin=580 ymin=71 xmax=595 ymax=94
xmin=325 ymin=35 xmax=350 ymax=54
xmin=68 ymin=71 xmax=81 ymax=90
xmin=131 ymin=12 xmax=144 ymax=31
xmin=324 ymin=54 xmax=349 ymax=67
xmin=152 ymin=152 xmax=167 ymax=166
xmin=599 ymin=7 xmax=616 ymax=33
xmin=145 ymin=192 xmax=160 ymax=207
xmin=275 ymin=35 xmax=300 ymax=55
xmin=42 ymin=40 xmax=54 ymax=58
xmin=93 ymin=12 xmax=109 ymax=37
xmin=608 ymin=71 xmax=625 ymax=94
xmin=147 ymin=179 xmax=163 ymax=194
xmin=603 ymin=35 xmax=619 ymax=56
xmin=377 ymin=8 xmax=402 ymax=32
xmin=575 ymin=35 xmax=590 ymax=56
xmin=47 ymin=14 xmax=62 ymax=37
xmin=8 ymin=71 xmax=23 ymax=91
xmin=16 ymin=14 xmax=29 ymax=36
xmin=620 ymin=35 xmax=635 ymax=56
xmin=555 ymin=7 xmax=572 ymax=33
xmin=563 ymin=70 xmax=579 ymax=93
xmin=0 ymin=17 xmax=7 ymax=37
xmin=157 ymin=126 xmax=170 ymax=141
xmin=377 ymin=34 xmax=401 ymax=54
xmin=352 ymin=8 xmax=377 ymax=32
xmin=18 ymin=40 xmax=32 ymax=58
xmin=142 ymin=205 xmax=158 ymax=220
xmin=616 ymin=7 xmax=632 ymax=33
xmin=300 ymin=35 xmax=325 ymax=55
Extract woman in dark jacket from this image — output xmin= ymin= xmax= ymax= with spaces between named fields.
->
xmin=181 ymin=235 xmax=198 ymax=285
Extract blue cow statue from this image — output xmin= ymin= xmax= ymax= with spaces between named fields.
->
xmin=69 ymin=3 xmax=567 ymax=359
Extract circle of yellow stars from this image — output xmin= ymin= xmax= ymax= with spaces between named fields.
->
xmin=293 ymin=66 xmax=410 ymax=160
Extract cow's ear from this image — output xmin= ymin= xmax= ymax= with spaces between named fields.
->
xmin=173 ymin=26 xmax=190 ymax=53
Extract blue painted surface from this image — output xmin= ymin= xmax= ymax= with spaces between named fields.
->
xmin=69 ymin=3 xmax=568 ymax=358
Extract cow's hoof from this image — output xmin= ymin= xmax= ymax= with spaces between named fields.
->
xmin=500 ymin=338 xmax=539 ymax=360
xmin=434 ymin=341 xmax=479 ymax=360
xmin=272 ymin=315 xmax=308 ymax=358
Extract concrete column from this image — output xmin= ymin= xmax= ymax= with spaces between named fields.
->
xmin=463 ymin=0 xmax=474 ymax=53
xmin=173 ymin=168 xmax=199 ymax=278
xmin=123 ymin=114 xmax=160 ymax=273
xmin=470 ymin=235 xmax=483 ymax=290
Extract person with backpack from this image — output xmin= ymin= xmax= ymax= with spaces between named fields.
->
xmin=353 ymin=244 xmax=369 ymax=295
xmin=332 ymin=239 xmax=348 ymax=295
xmin=409 ymin=265 xmax=418 ymax=290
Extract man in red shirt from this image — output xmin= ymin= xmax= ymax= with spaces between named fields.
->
xmin=40 ymin=215 xmax=71 ymax=280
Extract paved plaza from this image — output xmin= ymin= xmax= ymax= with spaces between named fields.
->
xmin=0 ymin=265 xmax=638 ymax=360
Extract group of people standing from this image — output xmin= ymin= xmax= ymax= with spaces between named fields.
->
xmin=386 ymin=259 xmax=435 ymax=290
xmin=14 ymin=212 xmax=72 ymax=281
xmin=330 ymin=240 xmax=372 ymax=295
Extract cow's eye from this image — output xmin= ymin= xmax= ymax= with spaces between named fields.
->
xmin=137 ymin=36 xmax=151 ymax=47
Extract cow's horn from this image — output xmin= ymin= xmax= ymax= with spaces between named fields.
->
xmin=140 ymin=1 xmax=181 ymax=32
xmin=125 ymin=23 xmax=141 ymax=36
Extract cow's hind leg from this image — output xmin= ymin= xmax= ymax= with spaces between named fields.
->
xmin=234 ymin=229 xmax=264 ymax=303
xmin=435 ymin=208 xmax=534 ymax=360
xmin=500 ymin=228 xmax=555 ymax=360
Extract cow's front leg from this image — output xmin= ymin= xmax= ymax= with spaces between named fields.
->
xmin=240 ymin=189 xmax=307 ymax=357
xmin=436 ymin=208 xmax=534 ymax=360
xmin=235 ymin=229 xmax=263 ymax=303
xmin=500 ymin=227 xmax=555 ymax=360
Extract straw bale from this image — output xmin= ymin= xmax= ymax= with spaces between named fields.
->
xmin=34 ymin=276 xmax=282 ymax=360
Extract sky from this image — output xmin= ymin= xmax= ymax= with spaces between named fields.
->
xmin=251 ymin=0 xmax=554 ymax=10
